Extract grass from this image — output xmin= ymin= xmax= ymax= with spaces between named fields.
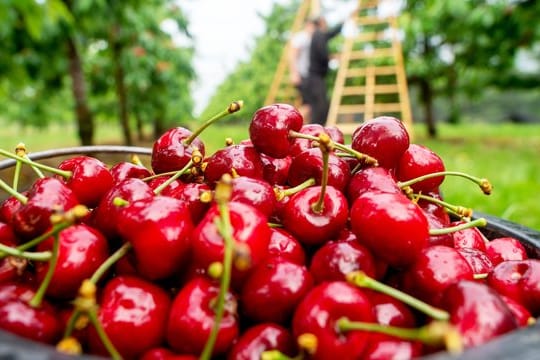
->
xmin=1 ymin=120 xmax=539 ymax=231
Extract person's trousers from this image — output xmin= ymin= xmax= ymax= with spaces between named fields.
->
xmin=306 ymin=74 xmax=329 ymax=126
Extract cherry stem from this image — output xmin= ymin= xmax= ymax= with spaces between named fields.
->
xmin=183 ymin=100 xmax=243 ymax=146
xmin=90 ymin=242 xmax=132 ymax=284
xmin=87 ymin=308 xmax=122 ymax=360
xmin=288 ymin=130 xmax=379 ymax=166
xmin=276 ymin=178 xmax=316 ymax=199
xmin=0 ymin=148 xmax=72 ymax=179
xmin=398 ymin=171 xmax=492 ymax=195
xmin=0 ymin=244 xmax=51 ymax=261
xmin=153 ymin=159 xmax=194 ymax=195
xmin=336 ymin=318 xmax=463 ymax=353
xmin=412 ymin=193 xmax=473 ymax=219
xmin=29 ymin=233 xmax=60 ymax=308
xmin=429 ymin=217 xmax=487 ymax=236
xmin=261 ymin=350 xmax=301 ymax=360
xmin=0 ymin=178 xmax=28 ymax=204
xmin=311 ymin=134 xmax=331 ymax=214
xmin=200 ymin=176 xmax=235 ymax=360
xmin=347 ymin=271 xmax=450 ymax=321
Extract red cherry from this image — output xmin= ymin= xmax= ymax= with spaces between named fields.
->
xmin=57 ymin=155 xmax=114 ymax=207
xmin=227 ymin=323 xmax=297 ymax=360
xmin=162 ymin=182 xmax=212 ymax=225
xmin=230 ymin=176 xmax=276 ymax=219
xmin=203 ymin=144 xmax=265 ymax=184
xmin=401 ymin=245 xmax=474 ymax=306
xmin=363 ymin=339 xmax=423 ymax=360
xmin=259 ymin=153 xmax=292 ymax=186
xmin=91 ymin=178 xmax=154 ymax=239
xmin=486 ymin=259 xmax=540 ymax=316
xmin=451 ymin=221 xmax=488 ymax=251
xmin=442 ymin=280 xmax=518 ymax=347
xmin=12 ymin=177 xmax=79 ymax=239
xmin=267 ymin=228 xmax=306 ymax=265
xmin=151 ymin=126 xmax=205 ymax=174
xmin=35 ymin=224 xmax=109 ymax=299
xmin=249 ymin=103 xmax=303 ymax=159
xmin=456 ymin=247 xmax=494 ymax=276
xmin=346 ymin=166 xmax=401 ymax=203
xmin=87 ymin=276 xmax=171 ymax=359
xmin=423 ymin=209 xmax=454 ymax=247
xmin=140 ymin=348 xmax=197 ymax=360
xmin=0 ymin=236 xmax=22 ymax=284
xmin=309 ymin=240 xmax=377 ymax=283
xmin=167 ymin=277 xmax=238 ymax=356
xmin=0 ymin=282 xmax=61 ymax=344
xmin=289 ymin=124 xmax=343 ymax=158
xmin=324 ymin=125 xmax=345 ymax=144
xmin=240 ymin=257 xmax=313 ymax=324
xmin=0 ymin=194 xmax=25 ymax=224
xmin=485 ymin=237 xmax=528 ymax=266
xmin=191 ymin=201 xmax=271 ymax=286
xmin=292 ymin=281 xmax=374 ymax=360
xmin=350 ymin=191 xmax=429 ymax=267
xmin=118 ymin=195 xmax=194 ymax=280
xmin=281 ymin=186 xmax=348 ymax=247
xmin=396 ymin=144 xmax=445 ymax=193
xmin=499 ymin=295 xmax=534 ymax=327
xmin=351 ymin=116 xmax=410 ymax=170
xmin=287 ymin=148 xmax=351 ymax=192
xmin=110 ymin=161 xmax=152 ymax=183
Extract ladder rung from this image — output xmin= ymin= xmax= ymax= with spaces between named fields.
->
xmin=346 ymin=65 xmax=396 ymax=77
xmin=337 ymin=103 xmax=403 ymax=114
xmin=342 ymin=84 xmax=400 ymax=95
xmin=354 ymin=31 xmax=387 ymax=43
xmin=349 ymin=48 xmax=395 ymax=60
xmin=354 ymin=16 xmax=392 ymax=26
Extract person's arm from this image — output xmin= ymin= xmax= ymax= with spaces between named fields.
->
xmin=326 ymin=23 xmax=344 ymax=41
xmin=288 ymin=33 xmax=303 ymax=86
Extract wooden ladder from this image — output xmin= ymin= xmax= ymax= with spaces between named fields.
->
xmin=326 ymin=0 xmax=413 ymax=136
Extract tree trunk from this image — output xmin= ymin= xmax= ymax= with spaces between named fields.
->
xmin=135 ymin=111 xmax=144 ymax=141
xmin=66 ymin=37 xmax=94 ymax=145
xmin=153 ymin=115 xmax=165 ymax=140
xmin=419 ymin=78 xmax=437 ymax=138
xmin=111 ymin=26 xmax=132 ymax=145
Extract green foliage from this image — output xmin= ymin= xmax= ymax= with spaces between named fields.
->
xmin=199 ymin=1 xmax=299 ymax=123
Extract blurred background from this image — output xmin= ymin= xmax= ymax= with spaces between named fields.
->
xmin=0 ymin=0 xmax=539 ymax=229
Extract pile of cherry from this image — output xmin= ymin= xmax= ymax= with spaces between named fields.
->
xmin=0 ymin=101 xmax=538 ymax=360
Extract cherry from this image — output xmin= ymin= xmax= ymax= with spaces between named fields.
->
xmin=249 ymin=103 xmax=303 ymax=159
xmin=309 ymin=240 xmax=377 ymax=283
xmin=323 ymin=125 xmax=345 ymax=144
xmin=227 ymin=323 xmax=297 ymax=360
xmin=362 ymin=338 xmax=423 ymax=360
xmin=486 ymin=259 xmax=540 ymax=316
xmin=451 ymin=221 xmax=488 ymax=251
xmin=0 ymin=231 xmax=24 ymax=284
xmin=166 ymin=276 xmax=238 ymax=356
xmin=203 ymin=144 xmax=265 ymax=184
xmin=396 ymin=144 xmax=445 ymax=193
xmin=0 ymin=193 xmax=25 ymax=224
xmin=485 ymin=237 xmax=528 ymax=266
xmin=57 ymin=155 xmax=114 ymax=208
xmin=117 ymin=195 xmax=194 ymax=280
xmin=499 ymin=295 xmax=534 ymax=328
xmin=0 ymin=282 xmax=61 ymax=344
xmin=87 ymin=275 xmax=171 ymax=359
xmin=191 ymin=201 xmax=271 ymax=286
xmin=162 ymin=182 xmax=212 ymax=225
xmin=287 ymin=148 xmax=351 ymax=192
xmin=351 ymin=116 xmax=410 ymax=170
xmin=423 ymin=210 xmax=454 ymax=247
xmin=292 ymin=281 xmax=374 ymax=360
xmin=151 ymin=127 xmax=205 ymax=174
xmin=35 ymin=224 xmax=109 ymax=299
xmin=12 ymin=177 xmax=79 ymax=240
xmin=240 ymin=257 xmax=313 ymax=324
xmin=456 ymin=247 xmax=494 ymax=276
xmin=230 ymin=176 xmax=276 ymax=219
xmin=266 ymin=228 xmax=306 ymax=265
xmin=141 ymin=348 xmax=197 ymax=360
xmin=350 ymin=191 xmax=429 ymax=268
xmin=442 ymin=280 xmax=518 ymax=347
xmin=281 ymin=185 xmax=349 ymax=247
xmin=400 ymin=245 xmax=474 ymax=307
xmin=259 ymin=153 xmax=292 ymax=186
xmin=109 ymin=161 xmax=152 ymax=183
xmin=346 ymin=166 xmax=401 ymax=203
xmin=91 ymin=178 xmax=154 ymax=239
xmin=289 ymin=124 xmax=344 ymax=158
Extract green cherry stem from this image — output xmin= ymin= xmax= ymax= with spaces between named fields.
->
xmin=90 ymin=242 xmax=132 ymax=284
xmin=153 ymin=159 xmax=194 ymax=195
xmin=0 ymin=244 xmax=51 ymax=261
xmin=0 ymin=148 xmax=72 ymax=179
xmin=312 ymin=134 xmax=332 ymax=214
xmin=200 ymin=176 xmax=235 ymax=360
xmin=183 ymin=100 xmax=243 ymax=147
xmin=261 ymin=350 xmax=302 ymax=360
xmin=412 ymin=193 xmax=473 ymax=219
xmin=87 ymin=308 xmax=122 ymax=360
xmin=429 ymin=218 xmax=487 ymax=236
xmin=0 ymin=178 xmax=28 ymax=204
xmin=288 ymin=130 xmax=379 ymax=166
xmin=347 ymin=271 xmax=450 ymax=321
xmin=29 ymin=233 xmax=60 ymax=308
xmin=275 ymin=178 xmax=316 ymax=200
xmin=336 ymin=318 xmax=463 ymax=353
xmin=398 ymin=171 xmax=492 ymax=195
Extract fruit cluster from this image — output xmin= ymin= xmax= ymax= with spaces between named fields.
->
xmin=0 ymin=102 xmax=538 ymax=360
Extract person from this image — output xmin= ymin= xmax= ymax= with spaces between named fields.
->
xmin=289 ymin=18 xmax=318 ymax=123
xmin=306 ymin=16 xmax=344 ymax=126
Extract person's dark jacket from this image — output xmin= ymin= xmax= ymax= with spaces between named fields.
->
xmin=308 ymin=24 xmax=343 ymax=77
